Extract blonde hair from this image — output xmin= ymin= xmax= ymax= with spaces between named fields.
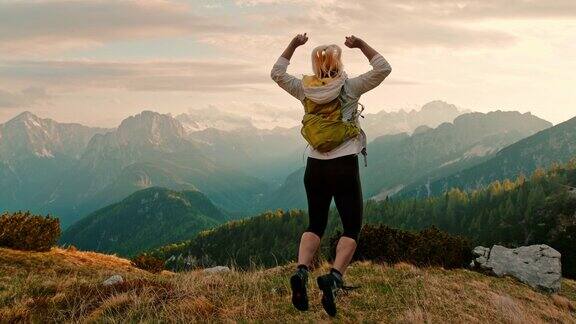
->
xmin=311 ymin=44 xmax=343 ymax=79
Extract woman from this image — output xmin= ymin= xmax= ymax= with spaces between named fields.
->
xmin=270 ymin=33 xmax=391 ymax=316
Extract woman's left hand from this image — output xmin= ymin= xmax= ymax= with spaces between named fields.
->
xmin=291 ymin=33 xmax=308 ymax=47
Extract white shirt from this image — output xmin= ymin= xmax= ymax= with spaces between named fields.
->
xmin=270 ymin=53 xmax=392 ymax=160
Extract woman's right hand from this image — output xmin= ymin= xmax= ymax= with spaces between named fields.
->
xmin=291 ymin=33 xmax=308 ymax=47
xmin=345 ymin=35 xmax=365 ymax=49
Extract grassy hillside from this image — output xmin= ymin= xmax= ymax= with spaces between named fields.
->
xmin=1 ymin=247 xmax=575 ymax=322
xmin=61 ymin=187 xmax=228 ymax=257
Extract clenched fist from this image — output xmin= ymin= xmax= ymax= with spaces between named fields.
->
xmin=291 ymin=33 xmax=308 ymax=47
xmin=345 ymin=35 xmax=365 ymax=49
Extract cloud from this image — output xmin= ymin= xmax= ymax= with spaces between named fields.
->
xmin=191 ymin=0 xmax=519 ymax=62
xmin=215 ymin=0 xmax=575 ymax=58
xmin=244 ymin=102 xmax=301 ymax=120
xmin=0 ymin=0 xmax=236 ymax=56
xmin=234 ymin=0 xmax=307 ymax=6
xmin=0 ymin=87 xmax=50 ymax=108
xmin=393 ymin=0 xmax=576 ymax=20
xmin=0 ymin=55 xmax=418 ymax=95
xmin=237 ymin=0 xmax=576 ymax=20
xmin=4 ymin=0 xmax=572 ymax=60
xmin=0 ymin=59 xmax=269 ymax=92
xmin=1 ymin=0 xmax=574 ymax=59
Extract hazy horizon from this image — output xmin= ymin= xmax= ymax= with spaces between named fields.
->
xmin=1 ymin=0 xmax=575 ymax=127
xmin=0 ymin=100 xmax=557 ymax=131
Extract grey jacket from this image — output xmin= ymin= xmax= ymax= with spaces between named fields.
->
xmin=270 ymin=53 xmax=392 ymax=162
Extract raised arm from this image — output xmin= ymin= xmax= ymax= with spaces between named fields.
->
xmin=344 ymin=35 xmax=392 ymax=97
xmin=281 ymin=33 xmax=307 ymax=60
xmin=270 ymin=33 xmax=308 ymax=101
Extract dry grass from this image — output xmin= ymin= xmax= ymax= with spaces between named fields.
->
xmin=0 ymin=248 xmax=575 ymax=323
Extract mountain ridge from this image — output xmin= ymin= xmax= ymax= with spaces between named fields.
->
xmin=399 ymin=115 xmax=576 ymax=197
xmin=60 ymin=187 xmax=228 ymax=256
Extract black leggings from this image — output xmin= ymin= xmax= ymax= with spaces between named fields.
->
xmin=303 ymin=154 xmax=363 ymax=241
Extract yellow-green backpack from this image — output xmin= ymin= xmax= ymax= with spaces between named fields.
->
xmin=300 ymin=76 xmax=360 ymax=153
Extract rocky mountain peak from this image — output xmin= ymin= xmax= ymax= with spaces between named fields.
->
xmin=4 ymin=111 xmax=49 ymax=130
xmin=0 ymin=112 xmax=107 ymax=160
xmin=10 ymin=111 xmax=39 ymax=122
xmin=116 ymin=111 xmax=185 ymax=146
xmin=419 ymin=100 xmax=460 ymax=114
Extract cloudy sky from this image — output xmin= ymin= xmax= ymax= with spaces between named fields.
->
xmin=0 ymin=0 xmax=575 ymax=127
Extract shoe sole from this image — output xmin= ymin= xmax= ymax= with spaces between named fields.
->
xmin=290 ymin=274 xmax=308 ymax=311
xmin=317 ymin=276 xmax=337 ymax=317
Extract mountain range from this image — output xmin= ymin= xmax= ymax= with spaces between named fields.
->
xmin=178 ymin=100 xmax=467 ymax=185
xmin=48 ymin=111 xmax=269 ymax=224
xmin=0 ymin=111 xmax=268 ymax=227
xmin=175 ymin=100 xmax=465 ymax=139
xmin=364 ymin=111 xmax=552 ymax=199
xmin=4 ymin=100 xmax=576 ymax=266
xmin=0 ymin=101 xmax=464 ymax=223
xmin=399 ymin=115 xmax=576 ymax=197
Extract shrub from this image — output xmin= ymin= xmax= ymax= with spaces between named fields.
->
xmin=131 ymin=254 xmax=165 ymax=273
xmin=0 ymin=211 xmax=61 ymax=252
xmin=407 ymin=226 xmax=473 ymax=268
xmin=330 ymin=225 xmax=472 ymax=269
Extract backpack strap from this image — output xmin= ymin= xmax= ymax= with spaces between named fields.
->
xmin=355 ymin=102 xmax=368 ymax=167
xmin=302 ymin=143 xmax=310 ymax=164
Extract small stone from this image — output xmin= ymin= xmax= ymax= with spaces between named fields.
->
xmin=103 ymin=275 xmax=124 ymax=286
xmin=472 ymin=246 xmax=490 ymax=258
xmin=203 ymin=266 xmax=230 ymax=274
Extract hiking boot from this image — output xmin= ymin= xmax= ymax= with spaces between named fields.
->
xmin=290 ymin=268 xmax=309 ymax=311
xmin=316 ymin=271 xmax=343 ymax=317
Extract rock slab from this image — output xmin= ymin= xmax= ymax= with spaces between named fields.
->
xmin=471 ymin=244 xmax=561 ymax=292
